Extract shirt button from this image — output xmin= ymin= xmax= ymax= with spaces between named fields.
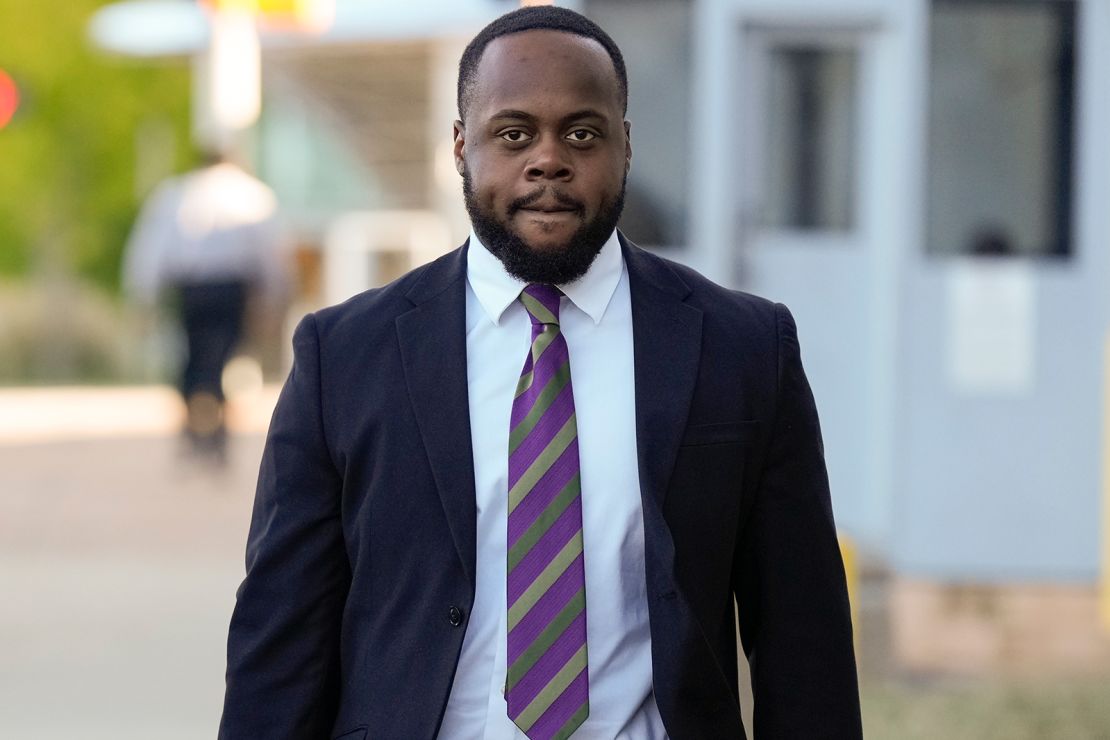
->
xmin=448 ymin=606 xmax=464 ymax=627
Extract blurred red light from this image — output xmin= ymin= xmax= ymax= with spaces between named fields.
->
xmin=0 ymin=70 xmax=18 ymax=129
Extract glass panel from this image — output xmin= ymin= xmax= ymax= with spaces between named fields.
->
xmin=764 ymin=45 xmax=858 ymax=231
xmin=927 ymin=1 xmax=1076 ymax=257
xmin=585 ymin=0 xmax=692 ymax=247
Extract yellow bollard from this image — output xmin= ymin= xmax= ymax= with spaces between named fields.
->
xmin=839 ymin=534 xmax=859 ymax=634
xmin=1101 ymin=336 xmax=1110 ymax=632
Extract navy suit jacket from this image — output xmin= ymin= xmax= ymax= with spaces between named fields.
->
xmin=220 ymin=236 xmax=862 ymax=739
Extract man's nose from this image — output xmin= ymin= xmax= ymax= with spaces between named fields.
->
xmin=525 ymin=137 xmax=573 ymax=181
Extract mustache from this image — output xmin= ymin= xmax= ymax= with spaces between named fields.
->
xmin=508 ymin=187 xmax=585 ymax=215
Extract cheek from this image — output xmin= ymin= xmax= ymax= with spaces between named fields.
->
xmin=465 ymin=174 xmax=496 ymax=210
xmin=468 ymin=158 xmax=514 ymax=207
xmin=582 ymin=164 xmax=626 ymax=205
xmin=585 ymin=148 xmax=627 ymax=183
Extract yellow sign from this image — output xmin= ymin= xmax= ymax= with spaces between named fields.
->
xmin=200 ymin=0 xmax=334 ymax=31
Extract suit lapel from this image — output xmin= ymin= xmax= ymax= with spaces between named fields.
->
xmin=623 ymin=236 xmax=704 ymax=510
xmin=395 ymin=245 xmax=477 ymax=588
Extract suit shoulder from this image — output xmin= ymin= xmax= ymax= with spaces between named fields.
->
xmin=307 ymin=246 xmax=465 ymax=344
xmin=637 ymin=248 xmax=780 ymax=326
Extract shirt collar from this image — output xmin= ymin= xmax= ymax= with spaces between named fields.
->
xmin=466 ymin=229 xmax=623 ymax=326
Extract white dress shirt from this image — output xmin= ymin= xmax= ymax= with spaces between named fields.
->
xmin=437 ymin=231 xmax=668 ymax=739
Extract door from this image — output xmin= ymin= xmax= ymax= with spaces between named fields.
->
xmin=731 ymin=16 xmax=897 ymax=550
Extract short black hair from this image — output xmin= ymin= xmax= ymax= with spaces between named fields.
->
xmin=457 ymin=6 xmax=628 ymax=121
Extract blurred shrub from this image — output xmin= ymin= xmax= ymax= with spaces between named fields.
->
xmin=0 ymin=278 xmax=139 ymax=384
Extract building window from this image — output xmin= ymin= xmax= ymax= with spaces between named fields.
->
xmin=926 ymin=0 xmax=1076 ymax=257
xmin=585 ymin=0 xmax=692 ymax=247
xmin=763 ymin=44 xmax=859 ymax=232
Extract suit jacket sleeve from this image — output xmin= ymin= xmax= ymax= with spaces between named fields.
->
xmin=732 ymin=303 xmax=863 ymax=739
xmin=220 ymin=313 xmax=349 ymax=739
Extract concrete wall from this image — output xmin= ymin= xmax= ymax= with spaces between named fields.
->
xmin=892 ymin=0 xmax=1110 ymax=582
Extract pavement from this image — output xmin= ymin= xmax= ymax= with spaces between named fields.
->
xmin=0 ymin=386 xmax=276 ymax=739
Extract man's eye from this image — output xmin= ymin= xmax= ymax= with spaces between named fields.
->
xmin=567 ymin=130 xmax=597 ymax=142
xmin=500 ymin=130 xmax=531 ymax=143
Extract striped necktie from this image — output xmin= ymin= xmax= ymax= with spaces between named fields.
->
xmin=505 ymin=283 xmax=590 ymax=740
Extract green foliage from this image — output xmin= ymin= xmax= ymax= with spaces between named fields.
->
xmin=0 ymin=0 xmax=194 ymax=292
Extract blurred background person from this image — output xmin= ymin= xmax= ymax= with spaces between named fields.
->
xmin=122 ymin=150 xmax=289 ymax=464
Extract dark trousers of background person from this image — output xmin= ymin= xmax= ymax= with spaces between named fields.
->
xmin=178 ymin=280 xmax=247 ymax=462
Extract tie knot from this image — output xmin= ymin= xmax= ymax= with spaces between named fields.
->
xmin=520 ymin=283 xmax=561 ymax=326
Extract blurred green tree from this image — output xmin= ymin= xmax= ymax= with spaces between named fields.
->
xmin=0 ymin=0 xmax=193 ymax=292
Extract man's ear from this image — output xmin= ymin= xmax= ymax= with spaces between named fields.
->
xmin=624 ymin=120 xmax=632 ymax=172
xmin=453 ymin=120 xmax=466 ymax=176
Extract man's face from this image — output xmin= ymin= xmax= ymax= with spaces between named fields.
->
xmin=454 ymin=29 xmax=631 ymax=284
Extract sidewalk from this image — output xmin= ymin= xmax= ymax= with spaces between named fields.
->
xmin=0 ymin=386 xmax=275 ymax=738
xmin=0 ymin=384 xmax=280 ymax=444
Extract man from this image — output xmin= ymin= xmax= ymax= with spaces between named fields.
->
xmin=123 ymin=151 xmax=287 ymax=463
xmin=220 ymin=7 xmax=861 ymax=740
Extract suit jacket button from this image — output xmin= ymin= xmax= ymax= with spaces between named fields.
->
xmin=448 ymin=606 xmax=464 ymax=627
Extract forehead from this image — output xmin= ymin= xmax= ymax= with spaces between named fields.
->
xmin=470 ymin=29 xmax=621 ymax=119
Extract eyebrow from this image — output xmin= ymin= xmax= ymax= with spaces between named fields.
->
xmin=488 ymin=108 xmax=609 ymax=126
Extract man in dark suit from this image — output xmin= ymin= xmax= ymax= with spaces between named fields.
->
xmin=220 ymin=6 xmax=861 ymax=739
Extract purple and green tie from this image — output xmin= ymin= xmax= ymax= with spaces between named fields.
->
xmin=506 ymin=283 xmax=589 ymax=740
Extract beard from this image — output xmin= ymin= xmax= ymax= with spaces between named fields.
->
xmin=463 ymin=168 xmax=625 ymax=285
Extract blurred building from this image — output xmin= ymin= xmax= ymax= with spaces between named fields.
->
xmin=92 ymin=0 xmax=1110 ymax=676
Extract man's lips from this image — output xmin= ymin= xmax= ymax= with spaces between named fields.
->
xmin=517 ymin=208 xmax=579 ymax=223
xmin=515 ymin=200 xmax=582 ymax=217
xmin=510 ymin=190 xmax=585 ymax=217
